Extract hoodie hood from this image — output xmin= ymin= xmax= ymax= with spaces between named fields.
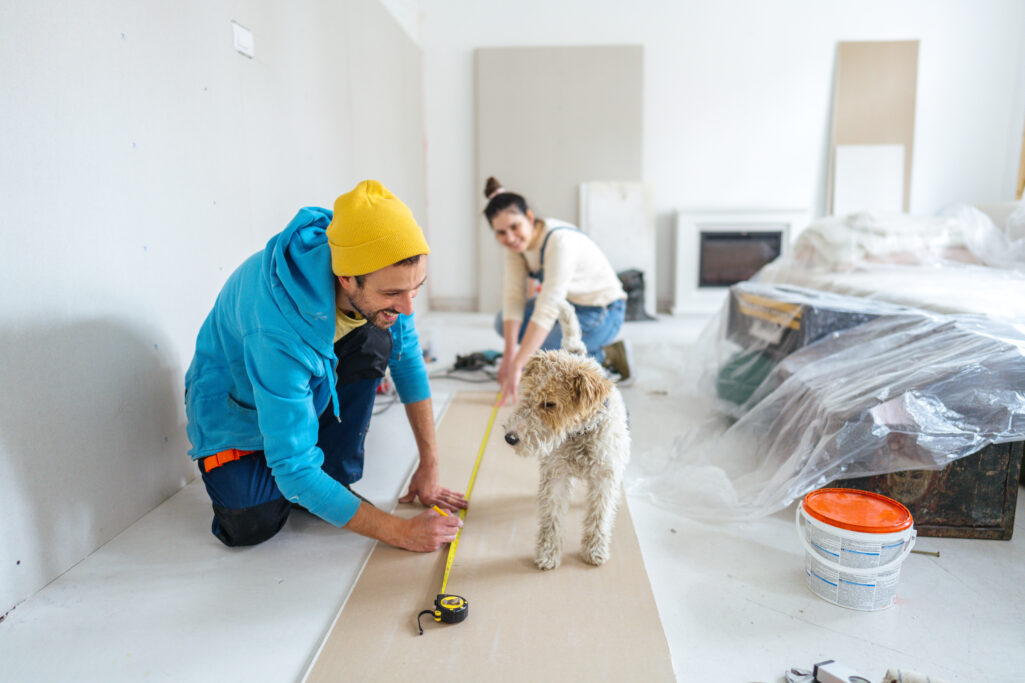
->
xmin=263 ymin=206 xmax=337 ymax=358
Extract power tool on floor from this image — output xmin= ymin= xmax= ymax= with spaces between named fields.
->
xmin=453 ymin=350 xmax=501 ymax=371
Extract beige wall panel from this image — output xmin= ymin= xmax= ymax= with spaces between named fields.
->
xmin=475 ymin=46 xmax=643 ymax=313
xmin=830 ymin=40 xmax=919 ymax=212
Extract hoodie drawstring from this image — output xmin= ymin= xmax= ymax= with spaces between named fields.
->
xmin=327 ymin=358 xmax=341 ymax=422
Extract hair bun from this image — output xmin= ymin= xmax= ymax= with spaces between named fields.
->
xmin=483 ymin=176 xmax=503 ymax=200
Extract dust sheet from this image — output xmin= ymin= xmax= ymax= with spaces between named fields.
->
xmin=305 ymin=392 xmax=674 ymax=681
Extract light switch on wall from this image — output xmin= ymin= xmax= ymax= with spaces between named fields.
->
xmin=231 ymin=21 xmax=254 ymax=58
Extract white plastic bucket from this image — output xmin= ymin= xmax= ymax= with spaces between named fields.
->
xmin=796 ymin=488 xmax=916 ymax=611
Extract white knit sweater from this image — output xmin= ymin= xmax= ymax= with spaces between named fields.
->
xmin=501 ymin=219 xmax=627 ymax=330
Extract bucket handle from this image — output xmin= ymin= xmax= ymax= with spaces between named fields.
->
xmin=796 ymin=503 xmax=916 ymax=576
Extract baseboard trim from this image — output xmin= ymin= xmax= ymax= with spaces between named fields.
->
xmin=429 ymin=297 xmax=478 ymax=312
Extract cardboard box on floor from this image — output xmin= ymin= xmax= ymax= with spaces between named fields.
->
xmin=304 ymin=392 xmax=674 ymax=680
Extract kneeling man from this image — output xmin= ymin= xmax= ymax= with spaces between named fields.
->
xmin=185 ymin=180 xmax=465 ymax=549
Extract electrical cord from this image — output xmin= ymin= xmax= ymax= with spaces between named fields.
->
xmin=428 ymin=369 xmax=498 ymax=383
xmin=427 ymin=350 xmax=502 ymax=383
xmin=374 ymin=349 xmax=501 ymax=416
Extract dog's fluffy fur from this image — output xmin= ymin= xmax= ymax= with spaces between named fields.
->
xmin=503 ymin=301 xmax=631 ymax=569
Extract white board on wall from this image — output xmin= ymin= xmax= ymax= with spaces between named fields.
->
xmin=833 ymin=144 xmax=905 ymax=215
xmin=579 ymin=181 xmax=655 ymax=316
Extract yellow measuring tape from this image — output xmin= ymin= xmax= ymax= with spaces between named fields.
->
xmin=417 ymin=393 xmax=501 ymax=635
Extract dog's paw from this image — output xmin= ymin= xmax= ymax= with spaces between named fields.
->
xmin=581 ymin=538 xmax=610 ymax=566
xmin=535 ymin=528 xmax=562 ymax=570
xmin=534 ymin=550 xmax=561 ymax=570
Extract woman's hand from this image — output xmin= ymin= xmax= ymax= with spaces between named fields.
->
xmin=497 ymin=353 xmax=514 ymax=384
xmin=498 ymin=359 xmax=523 ymax=405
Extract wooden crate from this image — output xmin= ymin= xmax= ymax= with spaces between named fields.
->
xmin=832 ymin=441 xmax=1023 ymax=540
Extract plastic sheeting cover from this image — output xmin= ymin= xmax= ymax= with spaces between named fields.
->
xmin=627 ymin=283 xmax=1025 ymax=520
xmin=754 ymin=206 xmax=1025 ymax=321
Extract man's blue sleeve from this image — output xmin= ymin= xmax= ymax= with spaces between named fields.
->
xmin=389 ymin=312 xmax=431 ymax=404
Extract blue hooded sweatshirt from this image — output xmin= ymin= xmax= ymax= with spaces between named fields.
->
xmin=184 ymin=206 xmax=430 ymax=527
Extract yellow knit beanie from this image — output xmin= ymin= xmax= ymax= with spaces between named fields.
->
xmin=326 ymin=180 xmax=430 ymax=276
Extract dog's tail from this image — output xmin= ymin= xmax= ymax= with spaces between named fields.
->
xmin=556 ymin=300 xmax=587 ymax=356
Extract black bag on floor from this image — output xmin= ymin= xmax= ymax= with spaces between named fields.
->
xmin=617 ymin=268 xmax=656 ymax=321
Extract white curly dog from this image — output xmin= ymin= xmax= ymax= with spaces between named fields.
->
xmin=503 ymin=301 xmax=631 ymax=569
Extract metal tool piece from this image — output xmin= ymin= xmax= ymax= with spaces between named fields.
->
xmin=785 ymin=666 xmax=814 ymax=683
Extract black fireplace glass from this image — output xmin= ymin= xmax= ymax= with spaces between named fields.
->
xmin=699 ymin=231 xmax=782 ymax=287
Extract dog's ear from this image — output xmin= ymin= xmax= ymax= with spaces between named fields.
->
xmin=522 ymin=355 xmax=543 ymax=378
xmin=572 ymin=365 xmax=613 ymax=412
xmin=524 ymin=352 xmax=541 ymax=375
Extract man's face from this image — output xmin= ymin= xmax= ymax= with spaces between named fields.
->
xmin=337 ymin=257 xmax=428 ymax=329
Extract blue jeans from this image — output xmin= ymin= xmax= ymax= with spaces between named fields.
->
xmin=494 ymin=298 xmax=625 ymax=363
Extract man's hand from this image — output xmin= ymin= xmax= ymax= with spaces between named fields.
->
xmin=399 ymin=508 xmax=463 ymax=552
xmin=399 ymin=460 xmax=468 ymax=512
xmin=344 ymin=502 xmax=462 ymax=552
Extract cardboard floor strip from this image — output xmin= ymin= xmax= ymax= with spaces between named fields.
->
xmin=304 ymin=391 xmax=674 ymax=681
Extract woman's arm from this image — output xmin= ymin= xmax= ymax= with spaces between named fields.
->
xmin=498 ymin=319 xmax=550 ymax=404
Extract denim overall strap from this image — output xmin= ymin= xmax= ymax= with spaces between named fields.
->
xmin=524 ymin=225 xmax=581 ymax=282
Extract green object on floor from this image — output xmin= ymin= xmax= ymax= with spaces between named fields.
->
xmin=716 ymin=350 xmax=775 ymax=405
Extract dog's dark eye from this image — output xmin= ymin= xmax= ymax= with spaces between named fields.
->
xmin=542 ymin=401 xmax=556 ymax=409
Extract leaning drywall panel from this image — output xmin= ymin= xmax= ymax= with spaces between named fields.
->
xmin=829 ymin=40 xmax=919 ymax=214
xmin=475 ymin=45 xmax=643 ymax=313
xmin=579 ymin=181 xmax=656 ymax=316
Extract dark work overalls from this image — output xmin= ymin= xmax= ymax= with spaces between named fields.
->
xmin=198 ymin=323 xmax=391 ymax=547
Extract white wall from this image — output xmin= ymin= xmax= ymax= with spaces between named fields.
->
xmin=0 ymin=0 xmax=425 ymax=614
xmin=419 ymin=0 xmax=1025 ymax=311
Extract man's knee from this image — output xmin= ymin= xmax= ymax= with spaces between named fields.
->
xmin=210 ymin=497 xmax=291 ymax=547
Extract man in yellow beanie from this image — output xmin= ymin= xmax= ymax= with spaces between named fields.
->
xmin=184 ymin=180 xmax=466 ymax=550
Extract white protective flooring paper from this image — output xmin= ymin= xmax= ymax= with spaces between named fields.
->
xmin=0 ymin=313 xmax=1022 ymax=682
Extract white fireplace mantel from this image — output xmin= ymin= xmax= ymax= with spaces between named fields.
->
xmin=672 ymin=208 xmax=808 ymax=316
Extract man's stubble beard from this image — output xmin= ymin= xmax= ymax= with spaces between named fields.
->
xmin=343 ymin=287 xmax=399 ymax=330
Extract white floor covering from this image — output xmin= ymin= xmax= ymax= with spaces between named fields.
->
xmin=1 ymin=312 xmax=1022 ymax=682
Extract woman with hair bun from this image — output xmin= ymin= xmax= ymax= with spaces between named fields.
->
xmin=482 ymin=176 xmax=631 ymax=404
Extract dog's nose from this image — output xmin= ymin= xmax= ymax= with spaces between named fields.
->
xmin=504 ymin=432 xmax=519 ymax=446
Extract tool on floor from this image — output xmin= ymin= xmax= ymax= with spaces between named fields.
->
xmin=416 ymin=393 xmax=502 ymax=635
xmin=910 ymin=548 xmax=940 ymax=557
xmin=786 ymin=659 xmax=872 ymax=683
xmin=453 ymin=350 xmax=501 ymax=371
xmin=429 ymin=350 xmax=502 ymax=384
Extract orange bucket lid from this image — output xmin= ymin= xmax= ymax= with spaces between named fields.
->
xmin=802 ymin=488 xmax=912 ymax=534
